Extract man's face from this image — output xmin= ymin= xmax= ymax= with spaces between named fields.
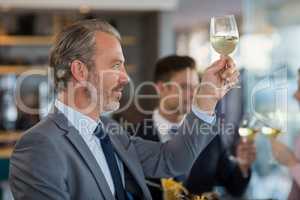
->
xmin=158 ymin=68 xmax=199 ymax=115
xmin=87 ymin=32 xmax=129 ymax=113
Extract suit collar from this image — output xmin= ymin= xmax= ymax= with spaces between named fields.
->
xmin=48 ymin=107 xmax=73 ymax=132
xmin=54 ymin=99 xmax=98 ymax=137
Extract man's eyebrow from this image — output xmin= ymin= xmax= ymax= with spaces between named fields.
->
xmin=111 ymin=59 xmax=125 ymax=64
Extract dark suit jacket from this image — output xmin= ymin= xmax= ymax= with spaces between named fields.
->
xmin=131 ymin=117 xmax=251 ymax=199
xmin=9 ymin=109 xmax=216 ymax=200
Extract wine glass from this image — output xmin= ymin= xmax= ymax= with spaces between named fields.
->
xmin=210 ymin=15 xmax=240 ymax=88
xmin=238 ymin=114 xmax=259 ymax=142
xmin=261 ymin=126 xmax=282 ymax=138
xmin=257 ymin=111 xmax=286 ymax=166
xmin=236 ymin=114 xmax=259 ymax=165
xmin=260 ymin=111 xmax=285 ymax=139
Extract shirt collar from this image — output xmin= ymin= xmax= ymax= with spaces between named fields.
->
xmin=55 ymin=99 xmax=100 ymax=138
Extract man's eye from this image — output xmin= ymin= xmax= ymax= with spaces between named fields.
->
xmin=179 ymin=84 xmax=188 ymax=90
xmin=112 ymin=63 xmax=121 ymax=69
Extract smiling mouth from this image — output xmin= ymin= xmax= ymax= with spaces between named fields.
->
xmin=113 ymin=85 xmax=124 ymax=98
xmin=113 ymin=90 xmax=123 ymax=100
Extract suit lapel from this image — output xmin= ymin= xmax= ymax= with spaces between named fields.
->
xmin=50 ymin=111 xmax=115 ymax=200
xmin=110 ymin=134 xmax=143 ymax=181
xmin=107 ymin=127 xmax=151 ymax=199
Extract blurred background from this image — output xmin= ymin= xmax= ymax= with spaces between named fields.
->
xmin=1 ymin=0 xmax=300 ymax=199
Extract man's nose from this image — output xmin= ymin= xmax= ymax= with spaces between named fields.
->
xmin=119 ymin=67 xmax=130 ymax=86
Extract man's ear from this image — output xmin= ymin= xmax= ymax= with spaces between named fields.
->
xmin=70 ymin=60 xmax=89 ymax=82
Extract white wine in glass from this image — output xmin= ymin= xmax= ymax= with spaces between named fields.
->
xmin=210 ymin=15 xmax=240 ymax=88
xmin=238 ymin=115 xmax=258 ymax=141
xmin=260 ymin=111 xmax=284 ymax=138
xmin=238 ymin=127 xmax=257 ymax=141
xmin=210 ymin=15 xmax=239 ymax=55
xmin=261 ymin=126 xmax=281 ymax=138
xmin=210 ymin=35 xmax=239 ymax=55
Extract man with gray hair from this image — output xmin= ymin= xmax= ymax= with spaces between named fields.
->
xmin=9 ymin=19 xmax=239 ymax=200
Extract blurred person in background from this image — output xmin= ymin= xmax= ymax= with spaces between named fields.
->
xmin=271 ymin=78 xmax=300 ymax=200
xmin=131 ymin=55 xmax=256 ymax=199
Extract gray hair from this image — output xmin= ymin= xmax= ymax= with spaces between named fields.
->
xmin=49 ymin=19 xmax=121 ymax=91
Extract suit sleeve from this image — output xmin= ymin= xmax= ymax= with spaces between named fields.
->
xmin=9 ymin=132 xmax=70 ymax=200
xmin=216 ymin=150 xmax=251 ymax=196
xmin=130 ymin=112 xmax=217 ymax=178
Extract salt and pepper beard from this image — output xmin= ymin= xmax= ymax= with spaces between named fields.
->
xmin=86 ymin=71 xmax=121 ymax=114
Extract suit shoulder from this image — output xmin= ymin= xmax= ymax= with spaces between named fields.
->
xmin=16 ymin=115 xmax=63 ymax=147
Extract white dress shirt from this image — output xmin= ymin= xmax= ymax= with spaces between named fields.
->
xmin=55 ymin=100 xmax=124 ymax=195
xmin=152 ymin=109 xmax=183 ymax=143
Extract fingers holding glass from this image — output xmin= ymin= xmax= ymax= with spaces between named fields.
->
xmin=220 ymin=67 xmax=240 ymax=90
